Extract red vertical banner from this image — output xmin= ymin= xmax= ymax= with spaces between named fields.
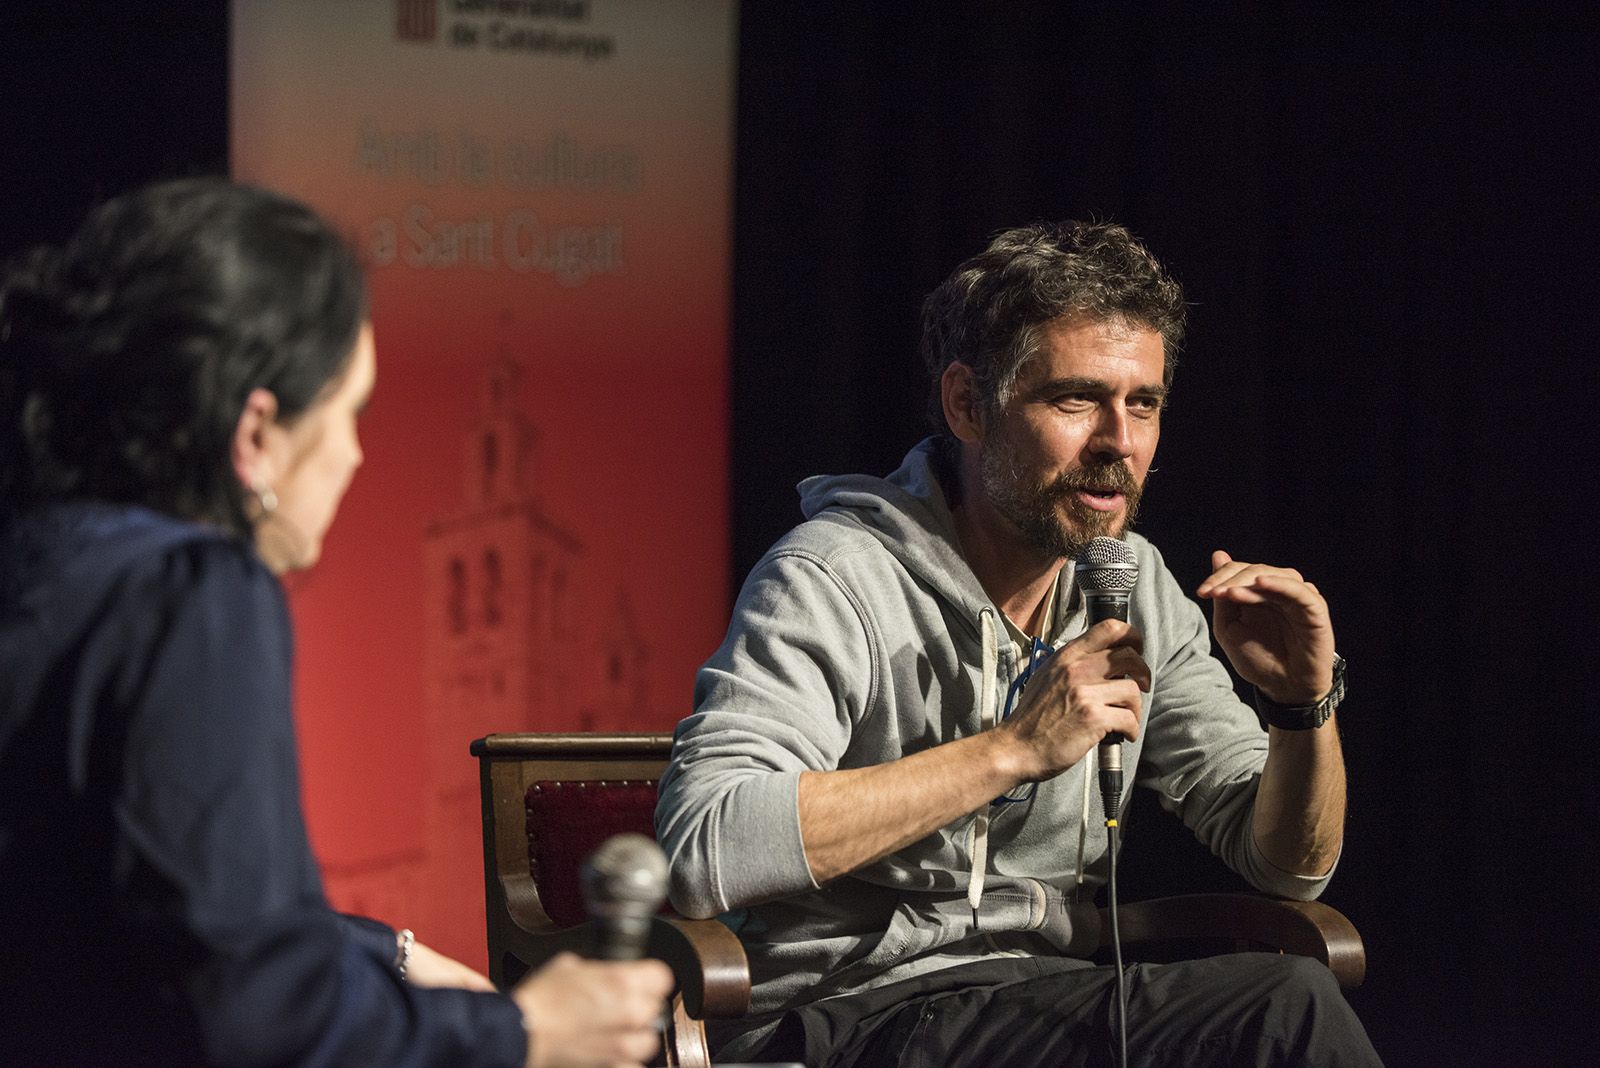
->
xmin=230 ymin=0 xmax=734 ymax=966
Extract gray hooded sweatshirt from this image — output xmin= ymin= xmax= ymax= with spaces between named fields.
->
xmin=655 ymin=439 xmax=1333 ymax=1028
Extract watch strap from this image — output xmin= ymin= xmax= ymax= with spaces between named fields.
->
xmin=1255 ymin=655 xmax=1345 ymax=730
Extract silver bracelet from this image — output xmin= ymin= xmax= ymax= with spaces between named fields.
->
xmin=395 ymin=928 xmax=415 ymax=982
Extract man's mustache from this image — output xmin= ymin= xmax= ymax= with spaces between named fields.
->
xmin=1044 ymin=462 xmax=1139 ymax=499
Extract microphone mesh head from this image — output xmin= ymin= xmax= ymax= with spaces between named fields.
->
xmin=1075 ymin=536 xmax=1139 ymax=592
xmin=582 ymin=832 xmax=669 ymax=909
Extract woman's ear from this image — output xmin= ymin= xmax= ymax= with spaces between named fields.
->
xmin=939 ymin=362 xmax=985 ymax=444
xmin=231 ymin=387 xmax=282 ymax=492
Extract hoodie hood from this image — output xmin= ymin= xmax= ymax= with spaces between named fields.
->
xmin=2 ymin=502 xmax=214 ymax=604
xmin=1 ymin=502 xmax=229 ymax=764
xmin=798 ymin=438 xmax=1080 ymax=639
xmin=1 ymin=502 xmax=227 ymax=664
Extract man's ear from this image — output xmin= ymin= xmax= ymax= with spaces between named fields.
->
xmin=940 ymin=362 xmax=984 ymax=444
xmin=231 ymin=388 xmax=282 ymax=491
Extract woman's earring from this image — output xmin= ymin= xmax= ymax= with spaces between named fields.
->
xmin=253 ymin=483 xmax=278 ymax=516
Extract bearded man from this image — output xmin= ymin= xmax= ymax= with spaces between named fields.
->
xmin=655 ymin=222 xmax=1381 ymax=1066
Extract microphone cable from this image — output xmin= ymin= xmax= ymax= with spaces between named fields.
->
xmin=1101 ymin=760 xmax=1128 ymax=1068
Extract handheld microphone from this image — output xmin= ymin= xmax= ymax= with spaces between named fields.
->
xmin=1075 ymin=536 xmax=1139 ymax=1068
xmin=1074 ymin=536 xmax=1140 ymax=823
xmin=580 ymin=833 xmax=669 ymax=961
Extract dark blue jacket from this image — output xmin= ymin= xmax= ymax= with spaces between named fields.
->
xmin=0 ymin=502 xmax=526 ymax=1066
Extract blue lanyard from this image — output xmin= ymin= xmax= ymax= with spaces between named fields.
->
xmin=992 ymin=636 xmax=1054 ymax=807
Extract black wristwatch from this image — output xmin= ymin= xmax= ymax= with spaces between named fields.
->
xmin=1255 ymin=655 xmax=1345 ymax=730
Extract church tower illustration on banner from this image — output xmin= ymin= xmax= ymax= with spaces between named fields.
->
xmin=419 ymin=356 xmax=586 ymax=932
xmin=423 ymin=357 xmax=585 ymax=756
xmin=411 ymin=341 xmax=655 ymax=939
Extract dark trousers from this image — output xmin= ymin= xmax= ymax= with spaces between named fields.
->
xmin=733 ymin=953 xmax=1382 ymax=1067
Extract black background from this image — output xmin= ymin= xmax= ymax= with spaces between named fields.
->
xmin=3 ymin=4 xmax=1595 ymax=1062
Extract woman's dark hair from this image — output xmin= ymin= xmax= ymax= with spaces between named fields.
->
xmin=0 ymin=177 xmax=367 ymax=535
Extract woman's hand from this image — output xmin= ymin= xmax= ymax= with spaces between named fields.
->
xmin=511 ymin=952 xmax=674 ymax=1068
xmin=402 ymin=936 xmax=496 ymax=992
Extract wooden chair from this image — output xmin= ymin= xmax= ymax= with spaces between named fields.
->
xmin=475 ymin=732 xmax=1365 ymax=1067
xmin=473 ymin=732 xmax=748 ymax=1068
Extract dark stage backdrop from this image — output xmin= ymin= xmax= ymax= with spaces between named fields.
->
xmin=3 ymin=4 xmax=1596 ymax=1064
xmin=729 ymin=6 xmax=1598 ymax=1064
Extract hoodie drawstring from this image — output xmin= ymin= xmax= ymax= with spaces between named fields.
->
xmin=966 ymin=617 xmax=1095 ymax=910
xmin=967 ymin=608 xmax=999 ymax=911
xmin=1076 ymin=743 xmax=1094 ymax=897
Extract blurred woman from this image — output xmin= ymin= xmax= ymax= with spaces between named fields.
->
xmin=0 ymin=178 xmax=670 ymax=1067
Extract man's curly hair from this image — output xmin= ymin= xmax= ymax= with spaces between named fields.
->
xmin=920 ymin=221 xmax=1186 ymax=438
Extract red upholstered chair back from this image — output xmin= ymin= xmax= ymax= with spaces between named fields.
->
xmin=524 ymin=779 xmax=660 ymax=928
xmin=472 ymin=733 xmax=679 ymax=983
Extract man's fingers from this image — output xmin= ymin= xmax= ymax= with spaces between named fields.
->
xmin=1071 ymin=680 xmax=1145 ymax=742
xmin=1200 ymin=562 xmax=1310 ymax=599
xmin=1210 ymin=573 xmax=1328 ymax=624
xmin=1198 ymin=549 xmax=1261 ymax=594
xmin=1107 ymin=646 xmax=1152 ymax=692
xmin=1104 ymin=686 xmax=1145 ymax=742
xmin=1055 ymin=627 xmax=1150 ymax=691
xmin=1251 ymin=571 xmax=1326 ymax=611
xmin=1070 ymin=618 xmax=1143 ymax=654
xmin=1197 ymin=558 xmax=1252 ymax=595
xmin=1198 ymin=561 xmax=1263 ymax=595
xmin=1209 ymin=584 xmax=1269 ymax=605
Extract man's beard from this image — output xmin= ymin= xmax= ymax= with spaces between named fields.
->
xmin=980 ymin=437 xmax=1145 ymax=560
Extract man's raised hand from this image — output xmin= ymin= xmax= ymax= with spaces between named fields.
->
xmin=1197 ymin=550 xmax=1337 ymax=706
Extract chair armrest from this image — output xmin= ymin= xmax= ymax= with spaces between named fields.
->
xmin=1102 ymin=893 xmax=1366 ymax=990
xmin=494 ymin=916 xmax=750 ymax=1020
xmin=650 ymin=917 xmax=751 ymax=1019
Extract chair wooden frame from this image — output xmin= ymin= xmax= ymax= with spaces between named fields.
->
xmin=473 ymin=732 xmax=747 ymax=1068
xmin=1110 ymin=892 xmax=1365 ymax=988
xmin=476 ymin=732 xmax=1365 ymax=1066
